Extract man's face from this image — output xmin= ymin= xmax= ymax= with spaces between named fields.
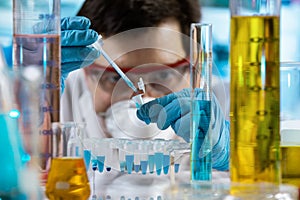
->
xmin=84 ymin=18 xmax=190 ymax=113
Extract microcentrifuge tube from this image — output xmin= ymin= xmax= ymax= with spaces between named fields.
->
xmin=140 ymin=160 xmax=148 ymax=175
xmin=91 ymin=159 xmax=97 ymax=171
xmin=93 ymin=139 xmax=106 ymax=173
xmin=97 ymin=156 xmax=105 ymax=173
xmin=148 ymin=154 xmax=155 ymax=174
xmin=133 ymin=141 xmax=141 ymax=173
xmin=83 ymin=149 xmax=91 ymax=171
xmin=125 ymin=140 xmax=134 ymax=174
xmin=154 ymin=140 xmax=164 ymax=175
xmin=163 ymin=154 xmax=170 ymax=175
xmin=148 ymin=141 xmax=155 ymax=174
xmin=126 ymin=154 xmax=134 ymax=174
xmin=163 ymin=141 xmax=172 ymax=175
xmin=140 ymin=141 xmax=149 ymax=175
xmin=83 ymin=138 xmax=94 ymax=171
xmin=102 ymin=138 xmax=114 ymax=172
xmin=118 ymin=140 xmax=126 ymax=173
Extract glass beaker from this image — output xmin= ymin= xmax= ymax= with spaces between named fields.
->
xmin=45 ymin=122 xmax=91 ymax=200
xmin=12 ymin=0 xmax=61 ymax=128
xmin=229 ymin=0 xmax=281 ymax=183
xmin=190 ymin=23 xmax=213 ymax=181
xmin=280 ymin=62 xmax=300 ymax=198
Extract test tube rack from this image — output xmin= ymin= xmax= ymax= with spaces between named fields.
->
xmin=82 ymin=138 xmax=190 ymax=175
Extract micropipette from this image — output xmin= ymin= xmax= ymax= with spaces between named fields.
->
xmin=92 ymin=35 xmax=139 ymax=93
xmin=92 ymin=35 xmax=145 ymax=108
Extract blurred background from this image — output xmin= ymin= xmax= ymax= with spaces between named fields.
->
xmin=1 ymin=0 xmax=300 ymax=79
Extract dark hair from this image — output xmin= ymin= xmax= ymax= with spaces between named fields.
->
xmin=77 ymin=0 xmax=201 ymax=37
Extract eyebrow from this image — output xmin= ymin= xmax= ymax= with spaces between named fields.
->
xmin=87 ymin=58 xmax=190 ymax=73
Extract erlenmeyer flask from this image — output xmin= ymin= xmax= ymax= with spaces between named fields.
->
xmin=45 ymin=122 xmax=91 ymax=200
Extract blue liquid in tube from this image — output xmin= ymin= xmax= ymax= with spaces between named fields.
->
xmin=191 ymin=100 xmax=212 ymax=181
xmin=97 ymin=156 xmax=105 ymax=173
xmin=148 ymin=155 xmax=155 ymax=174
xmin=91 ymin=159 xmax=97 ymax=171
xmin=83 ymin=149 xmax=91 ymax=170
xmin=140 ymin=161 xmax=148 ymax=175
xmin=174 ymin=163 xmax=180 ymax=173
xmin=125 ymin=155 xmax=134 ymax=174
xmin=155 ymin=152 xmax=163 ymax=175
xmin=120 ymin=161 xmax=126 ymax=172
xmin=163 ymin=155 xmax=170 ymax=175
xmin=134 ymin=164 xmax=140 ymax=173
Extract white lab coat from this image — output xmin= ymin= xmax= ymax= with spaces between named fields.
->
xmin=61 ymin=69 xmax=230 ymax=198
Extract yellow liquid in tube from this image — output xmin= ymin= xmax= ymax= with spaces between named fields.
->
xmin=45 ymin=157 xmax=90 ymax=200
xmin=230 ymin=16 xmax=281 ymax=183
xmin=281 ymin=145 xmax=300 ymax=187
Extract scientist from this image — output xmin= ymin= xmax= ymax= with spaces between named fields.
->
xmin=60 ymin=0 xmax=230 ymax=193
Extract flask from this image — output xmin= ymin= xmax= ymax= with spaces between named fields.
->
xmin=45 ymin=122 xmax=91 ymax=200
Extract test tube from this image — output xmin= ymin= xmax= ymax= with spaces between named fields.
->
xmin=190 ymin=23 xmax=213 ymax=181
xmin=148 ymin=141 xmax=155 ymax=174
xmin=117 ymin=139 xmax=127 ymax=173
xmin=154 ymin=139 xmax=164 ymax=176
xmin=103 ymin=138 xmax=115 ymax=172
xmin=133 ymin=141 xmax=141 ymax=173
xmin=162 ymin=140 xmax=172 ymax=175
xmin=124 ymin=140 xmax=134 ymax=174
xmin=140 ymin=140 xmax=149 ymax=175
xmin=83 ymin=138 xmax=93 ymax=171
xmin=93 ymin=139 xmax=107 ymax=173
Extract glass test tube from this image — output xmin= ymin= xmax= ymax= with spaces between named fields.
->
xmin=190 ymin=23 xmax=213 ymax=181
xmin=229 ymin=0 xmax=281 ymax=184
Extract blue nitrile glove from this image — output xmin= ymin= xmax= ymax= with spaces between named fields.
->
xmin=136 ymin=88 xmax=230 ymax=171
xmin=61 ymin=16 xmax=100 ymax=92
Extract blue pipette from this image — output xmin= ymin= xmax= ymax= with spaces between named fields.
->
xmin=92 ymin=35 xmax=138 ymax=93
xmin=92 ymin=35 xmax=145 ymax=108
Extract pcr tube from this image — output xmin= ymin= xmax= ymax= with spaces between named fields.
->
xmin=94 ymin=139 xmax=106 ymax=173
xmin=140 ymin=140 xmax=149 ymax=175
xmin=154 ymin=139 xmax=164 ymax=175
xmin=148 ymin=141 xmax=155 ymax=174
xmin=117 ymin=139 xmax=126 ymax=173
xmin=124 ymin=140 xmax=134 ymax=174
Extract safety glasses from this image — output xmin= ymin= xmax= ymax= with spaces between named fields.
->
xmin=85 ymin=58 xmax=190 ymax=95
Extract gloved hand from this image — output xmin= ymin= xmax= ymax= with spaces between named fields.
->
xmin=61 ymin=16 xmax=100 ymax=92
xmin=136 ymin=88 xmax=229 ymax=171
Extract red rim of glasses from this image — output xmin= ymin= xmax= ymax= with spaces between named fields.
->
xmin=87 ymin=58 xmax=190 ymax=73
